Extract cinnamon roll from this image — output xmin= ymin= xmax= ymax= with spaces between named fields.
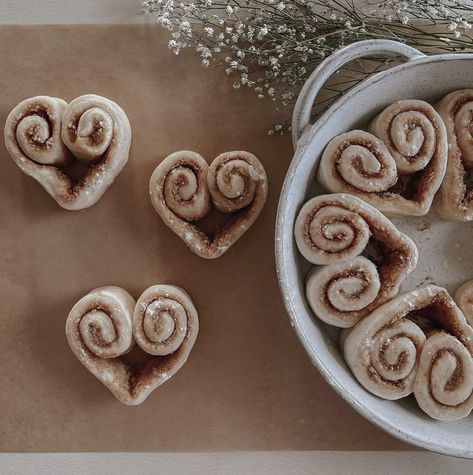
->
xmin=131 ymin=285 xmax=199 ymax=403
xmin=317 ymin=100 xmax=447 ymax=216
xmin=295 ymin=193 xmax=417 ymax=327
xmin=414 ymin=331 xmax=473 ymax=421
xmin=435 ymin=90 xmax=473 ymax=220
xmin=4 ymin=94 xmax=131 ymax=210
xmin=66 ymin=285 xmax=199 ymax=405
xmin=342 ymin=287 xmax=429 ymax=400
xmin=66 ymin=286 xmax=137 ymax=405
xmin=150 ymin=150 xmax=268 ymax=258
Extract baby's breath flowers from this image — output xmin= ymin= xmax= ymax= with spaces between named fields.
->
xmin=144 ymin=0 xmax=473 ymax=134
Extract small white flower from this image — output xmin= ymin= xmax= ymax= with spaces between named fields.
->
xmin=277 ymin=2 xmax=285 ymax=11
xmin=258 ymin=25 xmax=269 ymax=38
xmin=204 ymin=26 xmax=214 ymax=37
xmin=226 ymin=5 xmax=233 ymax=15
xmin=233 ymin=81 xmax=241 ymax=89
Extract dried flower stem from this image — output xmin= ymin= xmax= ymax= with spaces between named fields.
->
xmin=144 ymin=0 xmax=473 ymax=134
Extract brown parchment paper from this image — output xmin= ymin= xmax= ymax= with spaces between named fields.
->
xmin=0 ymin=25 xmax=410 ymax=452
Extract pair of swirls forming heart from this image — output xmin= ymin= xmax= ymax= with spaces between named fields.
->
xmin=343 ymin=284 xmax=473 ymax=421
xmin=66 ymin=284 xmax=199 ymax=405
xmin=4 ymin=94 xmax=131 ymax=210
xmin=317 ymin=99 xmax=447 ymax=216
xmin=149 ymin=150 xmax=268 ymax=258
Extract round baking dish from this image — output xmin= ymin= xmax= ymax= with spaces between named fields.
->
xmin=275 ymin=39 xmax=473 ymax=457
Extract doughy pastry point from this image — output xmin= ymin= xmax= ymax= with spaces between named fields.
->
xmin=4 ymin=94 xmax=131 ymax=210
xmin=317 ymin=100 xmax=447 ymax=216
xmin=150 ymin=150 xmax=268 ymax=258
xmin=66 ymin=285 xmax=199 ymax=405
xmin=295 ymin=193 xmax=417 ymax=327
xmin=436 ymin=89 xmax=473 ymax=221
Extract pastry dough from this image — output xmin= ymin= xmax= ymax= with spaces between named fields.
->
xmin=150 ymin=150 xmax=268 ymax=258
xmin=317 ymin=100 xmax=447 ymax=216
xmin=66 ymin=285 xmax=198 ymax=405
xmin=295 ymin=193 xmax=417 ymax=327
xmin=4 ymin=94 xmax=131 ymax=210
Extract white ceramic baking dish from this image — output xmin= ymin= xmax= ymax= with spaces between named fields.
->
xmin=275 ymin=39 xmax=473 ymax=457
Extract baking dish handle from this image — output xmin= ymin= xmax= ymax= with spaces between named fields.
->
xmin=291 ymin=39 xmax=425 ymax=146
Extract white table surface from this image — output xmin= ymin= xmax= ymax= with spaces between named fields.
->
xmin=1 ymin=1 xmax=472 ymax=473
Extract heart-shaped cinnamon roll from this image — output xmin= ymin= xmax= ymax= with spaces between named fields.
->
xmin=317 ymin=100 xmax=447 ymax=216
xmin=149 ymin=150 xmax=268 ymax=258
xmin=343 ymin=285 xmax=473 ymax=420
xmin=4 ymin=94 xmax=131 ymax=210
xmin=66 ymin=284 xmax=199 ymax=405
xmin=294 ymin=193 xmax=417 ymax=327
xmin=435 ymin=89 xmax=473 ymax=221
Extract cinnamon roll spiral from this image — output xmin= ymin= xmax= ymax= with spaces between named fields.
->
xmin=153 ymin=151 xmax=211 ymax=222
xmin=66 ymin=287 xmax=136 ymax=404
xmin=414 ymin=331 xmax=473 ymax=421
xmin=435 ymin=89 xmax=473 ymax=221
xmin=295 ymin=193 xmax=417 ymax=327
xmin=295 ymin=195 xmax=372 ymax=265
xmin=4 ymin=94 xmax=131 ymax=210
xmin=150 ymin=150 xmax=268 ymax=258
xmin=318 ymin=130 xmax=397 ymax=195
xmin=317 ymin=100 xmax=447 ymax=216
xmin=342 ymin=287 xmax=428 ymax=399
xmin=306 ymin=256 xmax=381 ymax=327
xmin=370 ymin=100 xmax=445 ymax=175
xmin=5 ymin=96 xmax=71 ymax=166
xmin=133 ymin=284 xmax=198 ymax=357
xmin=207 ymin=151 xmax=266 ymax=213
